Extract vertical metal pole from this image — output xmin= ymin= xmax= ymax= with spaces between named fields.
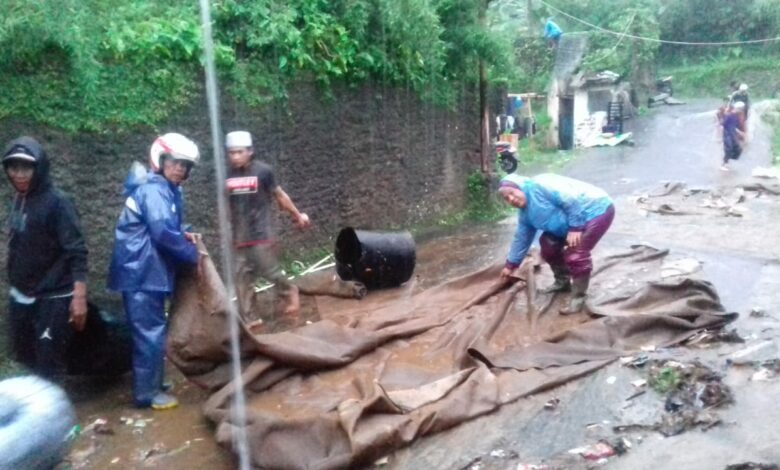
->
xmin=196 ymin=1 xmax=251 ymax=469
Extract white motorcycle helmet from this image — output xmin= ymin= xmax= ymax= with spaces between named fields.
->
xmin=149 ymin=133 xmax=200 ymax=172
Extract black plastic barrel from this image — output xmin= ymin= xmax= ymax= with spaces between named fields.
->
xmin=335 ymin=228 xmax=416 ymax=290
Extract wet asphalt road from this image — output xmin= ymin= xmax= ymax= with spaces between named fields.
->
xmin=390 ymin=100 xmax=780 ymax=470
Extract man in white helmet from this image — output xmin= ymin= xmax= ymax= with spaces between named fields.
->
xmin=225 ymin=131 xmax=310 ymax=320
xmin=107 ymin=133 xmax=201 ymax=410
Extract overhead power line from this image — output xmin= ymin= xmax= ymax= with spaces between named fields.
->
xmin=539 ymin=0 xmax=780 ymax=46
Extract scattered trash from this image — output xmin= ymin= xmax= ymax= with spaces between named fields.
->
xmin=631 ymin=379 xmax=647 ymax=388
xmin=543 ymin=398 xmax=560 ymax=410
xmin=625 ymin=390 xmax=646 ymax=401
xmin=83 ymin=418 xmax=114 ymax=435
xmin=750 ymin=307 xmax=767 ymax=318
xmin=374 ymin=456 xmax=389 ymax=466
xmin=489 ymin=449 xmax=508 ymax=459
xmin=750 ymin=368 xmax=775 ymax=382
xmin=606 ymin=376 xmax=617 ymax=385
xmin=618 ymin=360 xmax=733 ymax=436
xmin=725 ymin=463 xmax=780 ymax=470
xmin=621 ymin=355 xmax=649 ymax=368
xmin=516 ymin=464 xmax=551 ymax=470
xmin=110 ymin=457 xmax=121 ymax=464
xmin=648 ymin=181 xmax=687 ymax=197
xmin=568 ymin=441 xmax=616 ymax=460
xmin=661 ymin=258 xmax=702 ymax=278
xmin=640 ymin=345 xmax=657 ymax=352
xmin=727 ymin=340 xmax=778 ymax=365
xmin=140 ymin=443 xmax=167 ymax=462
xmin=687 ymin=328 xmax=745 ymax=347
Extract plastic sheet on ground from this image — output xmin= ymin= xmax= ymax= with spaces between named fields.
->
xmin=167 ymin=243 xmax=735 ymax=469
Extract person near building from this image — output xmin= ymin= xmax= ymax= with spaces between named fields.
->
xmin=498 ymin=173 xmax=615 ymax=315
xmin=544 ymin=17 xmax=563 ymax=47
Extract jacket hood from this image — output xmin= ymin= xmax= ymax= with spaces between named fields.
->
xmin=122 ymin=162 xmax=176 ymax=196
xmin=2 ymin=136 xmax=51 ymax=195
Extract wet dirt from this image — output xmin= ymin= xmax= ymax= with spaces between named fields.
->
xmin=64 ymin=100 xmax=780 ymax=469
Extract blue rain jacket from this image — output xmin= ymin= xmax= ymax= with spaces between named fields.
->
xmin=107 ymin=168 xmax=198 ymax=293
xmin=503 ymin=174 xmax=612 ymax=266
xmin=544 ymin=19 xmax=562 ymax=39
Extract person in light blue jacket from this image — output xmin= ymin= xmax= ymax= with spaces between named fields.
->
xmin=498 ymin=173 xmax=615 ymax=314
xmin=544 ymin=17 xmax=563 ymax=47
xmin=108 ymin=133 xmax=201 ymax=410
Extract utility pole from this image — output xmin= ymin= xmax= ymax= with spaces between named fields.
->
xmin=479 ymin=0 xmax=491 ymax=174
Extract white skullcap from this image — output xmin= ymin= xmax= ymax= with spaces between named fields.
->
xmin=739 ymin=83 xmax=748 ymax=91
xmin=225 ymin=131 xmax=253 ymax=149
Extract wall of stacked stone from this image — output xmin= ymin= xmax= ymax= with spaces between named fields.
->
xmin=0 ymin=82 xmax=481 ymax=321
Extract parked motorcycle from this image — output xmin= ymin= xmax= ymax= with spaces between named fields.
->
xmin=495 ymin=141 xmax=518 ymax=174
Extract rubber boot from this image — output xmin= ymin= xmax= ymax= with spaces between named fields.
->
xmin=540 ymin=265 xmax=571 ymax=294
xmin=150 ymin=392 xmax=179 ymax=410
xmin=560 ymin=276 xmax=590 ymax=315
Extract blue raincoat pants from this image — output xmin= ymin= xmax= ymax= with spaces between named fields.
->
xmin=122 ymin=291 xmax=167 ymax=407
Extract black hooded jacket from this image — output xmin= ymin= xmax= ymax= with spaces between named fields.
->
xmin=3 ymin=136 xmax=88 ymax=297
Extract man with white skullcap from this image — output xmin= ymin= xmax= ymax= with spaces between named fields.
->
xmin=225 ymin=131 xmax=310 ymax=321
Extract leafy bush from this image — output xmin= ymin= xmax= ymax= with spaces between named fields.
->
xmin=0 ymin=0 xmax=522 ymax=132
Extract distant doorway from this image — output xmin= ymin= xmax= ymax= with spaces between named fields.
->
xmin=558 ymin=96 xmax=574 ymax=150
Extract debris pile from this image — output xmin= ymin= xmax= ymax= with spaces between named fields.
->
xmin=616 ymin=360 xmax=733 ymax=436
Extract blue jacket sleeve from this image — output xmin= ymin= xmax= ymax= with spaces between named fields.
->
xmin=542 ymin=185 xmax=586 ymax=230
xmin=506 ymin=214 xmax=535 ymax=268
xmin=142 ymin=187 xmax=198 ymax=265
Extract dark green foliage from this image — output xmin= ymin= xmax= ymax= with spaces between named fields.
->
xmin=0 ymin=0 xmax=520 ymax=132
xmin=466 ymin=171 xmax=507 ymax=221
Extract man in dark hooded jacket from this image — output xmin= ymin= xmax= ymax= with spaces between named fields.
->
xmin=2 ymin=136 xmax=88 ymax=377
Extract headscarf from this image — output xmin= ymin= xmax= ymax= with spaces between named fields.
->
xmin=498 ymin=173 xmax=528 ymax=191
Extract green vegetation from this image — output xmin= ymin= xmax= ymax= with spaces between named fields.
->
xmin=0 ymin=0 xmax=521 ymax=132
xmin=650 ymin=366 xmax=682 ymax=394
xmin=762 ymin=101 xmax=780 ymax=166
xmin=466 ymin=171 xmax=510 ymax=221
xmin=661 ymin=57 xmax=780 ymax=98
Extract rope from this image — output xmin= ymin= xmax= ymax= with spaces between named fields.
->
xmin=586 ymin=11 xmax=636 ymax=65
xmin=540 ymin=0 xmax=780 ymax=46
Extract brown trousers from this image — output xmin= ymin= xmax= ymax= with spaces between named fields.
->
xmin=234 ymin=243 xmax=293 ymax=317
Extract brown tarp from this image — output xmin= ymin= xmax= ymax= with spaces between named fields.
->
xmin=167 ymin=244 xmax=735 ymax=469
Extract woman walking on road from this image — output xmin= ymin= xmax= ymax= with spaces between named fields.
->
xmin=721 ymin=101 xmax=746 ymax=171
